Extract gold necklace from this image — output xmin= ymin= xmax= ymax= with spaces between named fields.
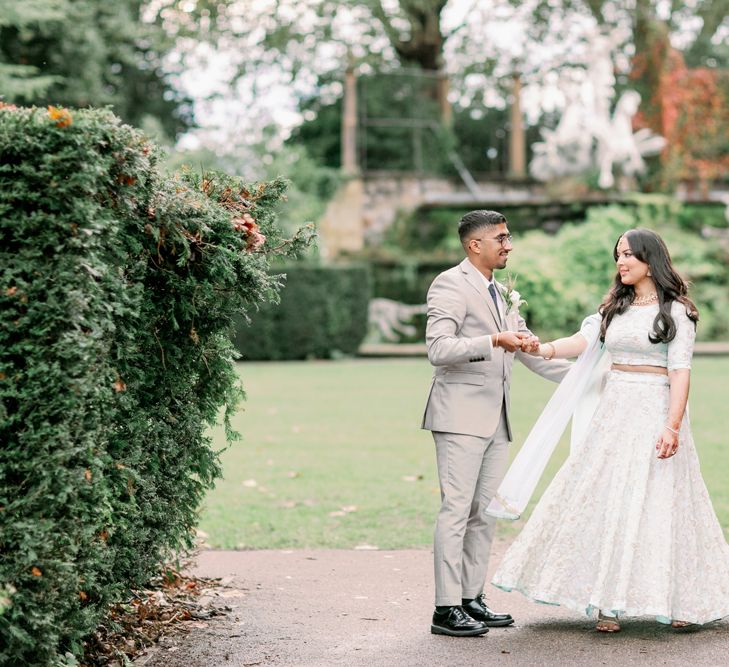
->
xmin=632 ymin=292 xmax=658 ymax=306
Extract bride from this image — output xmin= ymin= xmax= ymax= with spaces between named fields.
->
xmin=490 ymin=228 xmax=729 ymax=632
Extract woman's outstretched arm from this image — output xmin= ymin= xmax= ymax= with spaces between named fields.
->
xmin=528 ymin=332 xmax=589 ymax=360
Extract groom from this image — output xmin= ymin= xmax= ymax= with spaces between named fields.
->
xmin=422 ymin=209 xmax=569 ymax=636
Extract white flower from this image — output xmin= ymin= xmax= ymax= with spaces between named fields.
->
xmin=504 ymin=288 xmax=527 ymax=314
xmin=501 ymin=274 xmax=527 ymax=314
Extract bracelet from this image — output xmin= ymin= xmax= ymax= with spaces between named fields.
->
xmin=542 ymin=342 xmax=555 ymax=360
xmin=665 ymin=424 xmax=679 ymax=435
xmin=494 ymin=332 xmax=500 ymax=348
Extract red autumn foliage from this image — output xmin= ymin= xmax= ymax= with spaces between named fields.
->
xmin=632 ymin=34 xmax=729 ymax=191
xmin=232 ymin=212 xmax=266 ymax=252
xmin=117 ymin=174 xmax=137 ymax=186
xmin=47 ymin=106 xmax=73 ymax=128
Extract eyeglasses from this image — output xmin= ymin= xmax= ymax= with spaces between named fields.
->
xmin=473 ymin=234 xmax=513 ymax=247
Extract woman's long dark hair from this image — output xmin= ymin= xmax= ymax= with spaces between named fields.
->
xmin=599 ymin=228 xmax=698 ymax=343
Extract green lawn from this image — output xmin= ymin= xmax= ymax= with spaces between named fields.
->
xmin=199 ymin=357 xmax=729 ymax=549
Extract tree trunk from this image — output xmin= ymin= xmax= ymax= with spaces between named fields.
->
xmin=372 ymin=0 xmax=451 ymax=122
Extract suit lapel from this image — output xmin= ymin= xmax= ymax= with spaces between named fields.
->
xmin=459 ymin=259 xmax=503 ymax=330
xmin=495 ymin=280 xmax=508 ymax=320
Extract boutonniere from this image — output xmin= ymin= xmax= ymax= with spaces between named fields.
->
xmin=500 ymin=273 xmax=527 ymax=315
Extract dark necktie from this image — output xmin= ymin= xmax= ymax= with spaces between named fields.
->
xmin=488 ymin=283 xmax=501 ymax=320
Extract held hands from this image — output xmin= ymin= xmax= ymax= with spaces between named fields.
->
xmin=494 ymin=331 xmax=533 ymax=353
xmin=521 ymin=336 xmax=541 ymax=354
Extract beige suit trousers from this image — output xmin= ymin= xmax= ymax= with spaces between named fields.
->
xmin=433 ymin=411 xmax=510 ymax=606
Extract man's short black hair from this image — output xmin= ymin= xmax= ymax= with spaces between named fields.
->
xmin=458 ymin=210 xmax=507 ymax=245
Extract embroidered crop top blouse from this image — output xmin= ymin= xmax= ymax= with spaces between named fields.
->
xmin=601 ymin=301 xmax=695 ymax=371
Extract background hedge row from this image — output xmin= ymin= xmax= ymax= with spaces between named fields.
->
xmin=225 ymin=199 xmax=729 ymax=356
xmin=357 ymin=199 xmax=729 ymax=343
xmin=234 ymin=264 xmax=371 ymax=360
xmin=0 ymin=105 xmax=311 ymax=665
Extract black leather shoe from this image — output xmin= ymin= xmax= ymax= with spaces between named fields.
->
xmin=462 ymin=594 xmax=514 ymax=627
xmin=431 ymin=606 xmax=489 ymax=636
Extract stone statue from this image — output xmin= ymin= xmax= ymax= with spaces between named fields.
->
xmin=595 ymin=90 xmax=666 ymax=188
xmin=368 ymin=298 xmax=427 ymax=343
xmin=529 ymin=28 xmax=666 ymax=189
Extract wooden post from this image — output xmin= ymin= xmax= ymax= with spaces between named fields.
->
xmin=509 ymin=72 xmax=526 ymax=178
xmin=437 ymin=68 xmax=453 ymax=127
xmin=342 ymin=62 xmax=358 ymax=174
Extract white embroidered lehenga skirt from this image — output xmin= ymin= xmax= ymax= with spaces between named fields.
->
xmin=492 ymin=370 xmax=729 ymax=624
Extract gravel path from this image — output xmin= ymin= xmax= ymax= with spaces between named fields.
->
xmin=134 ymin=538 xmax=729 ymax=666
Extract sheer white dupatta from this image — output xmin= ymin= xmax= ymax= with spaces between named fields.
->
xmin=486 ymin=314 xmax=610 ymax=520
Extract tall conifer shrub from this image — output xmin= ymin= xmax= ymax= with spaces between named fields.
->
xmin=0 ymin=104 xmax=313 ymax=664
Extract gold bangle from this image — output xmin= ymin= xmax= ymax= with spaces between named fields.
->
xmin=495 ymin=333 xmax=500 ymax=348
xmin=542 ymin=342 xmax=555 ymax=360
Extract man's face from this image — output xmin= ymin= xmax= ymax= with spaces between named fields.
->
xmin=470 ymin=223 xmax=513 ymax=272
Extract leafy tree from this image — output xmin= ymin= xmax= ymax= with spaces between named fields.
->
xmin=518 ymin=1 xmax=728 ymax=104
xmin=147 ymin=0 xmax=503 ymax=123
xmin=154 ymin=1 xmax=727 ymax=180
xmin=0 ymin=0 xmax=64 ymax=98
xmin=0 ymin=0 xmax=194 ymax=138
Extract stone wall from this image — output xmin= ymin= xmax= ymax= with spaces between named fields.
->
xmin=318 ymin=173 xmax=546 ymax=258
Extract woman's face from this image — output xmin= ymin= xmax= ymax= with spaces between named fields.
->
xmin=615 ymin=236 xmax=651 ymax=286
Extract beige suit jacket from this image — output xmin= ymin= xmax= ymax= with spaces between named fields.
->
xmin=422 ymin=258 xmax=570 ymax=439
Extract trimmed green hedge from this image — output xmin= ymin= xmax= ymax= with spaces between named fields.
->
xmin=360 ymin=198 xmax=729 ymax=343
xmin=385 ymin=198 xmax=728 ymax=255
xmin=234 ymin=264 xmax=371 ymax=360
xmin=0 ymin=105 xmax=312 ymax=665
xmin=508 ymin=204 xmax=729 ymax=340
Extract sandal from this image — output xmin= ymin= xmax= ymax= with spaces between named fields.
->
xmin=671 ymin=620 xmax=697 ymax=630
xmin=596 ymin=612 xmax=621 ymax=633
